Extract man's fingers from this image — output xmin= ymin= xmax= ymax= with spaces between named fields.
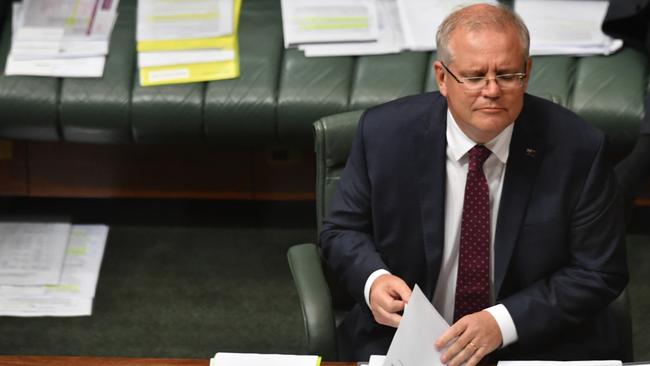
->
xmin=391 ymin=282 xmax=412 ymax=303
xmin=372 ymin=301 xmax=404 ymax=328
xmin=435 ymin=321 xmax=466 ymax=349
xmin=369 ymin=274 xmax=412 ymax=328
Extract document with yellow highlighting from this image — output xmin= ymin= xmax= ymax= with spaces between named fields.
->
xmin=136 ymin=0 xmax=241 ymax=86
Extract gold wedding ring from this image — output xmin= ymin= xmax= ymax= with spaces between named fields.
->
xmin=467 ymin=341 xmax=478 ymax=351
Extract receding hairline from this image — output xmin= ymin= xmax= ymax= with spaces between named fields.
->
xmin=436 ymin=3 xmax=530 ymax=64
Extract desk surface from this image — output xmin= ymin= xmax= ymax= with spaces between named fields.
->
xmin=0 ymin=356 xmax=356 ymax=366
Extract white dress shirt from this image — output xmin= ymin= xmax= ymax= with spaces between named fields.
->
xmin=363 ymin=109 xmax=518 ymax=347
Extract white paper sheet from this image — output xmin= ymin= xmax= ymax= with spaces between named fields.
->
xmin=396 ymin=0 xmax=497 ymax=51
xmin=515 ymin=0 xmax=622 ymax=56
xmin=498 ymin=361 xmax=622 ymax=366
xmin=137 ymin=0 xmax=233 ymax=41
xmin=0 ymin=222 xmax=71 ymax=286
xmin=281 ymin=0 xmax=379 ymax=48
xmin=383 ymin=284 xmax=449 ymax=366
xmin=5 ymin=55 xmax=106 ymax=77
xmin=211 ymin=353 xmax=320 ymax=366
xmin=0 ymin=225 xmax=108 ymax=298
xmin=0 ymin=297 xmax=93 ymax=317
xmin=137 ymin=49 xmax=235 ymax=67
xmin=0 ymin=224 xmax=109 ymax=317
xmin=15 ymin=0 xmax=119 ymax=41
xmin=300 ymin=0 xmax=402 ymax=57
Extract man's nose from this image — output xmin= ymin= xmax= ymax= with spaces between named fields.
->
xmin=481 ymin=78 xmax=502 ymax=98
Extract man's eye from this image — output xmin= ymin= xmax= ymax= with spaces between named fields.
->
xmin=464 ymin=77 xmax=485 ymax=84
xmin=497 ymin=74 xmax=517 ymax=81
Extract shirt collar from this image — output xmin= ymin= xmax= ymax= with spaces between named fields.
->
xmin=445 ymin=109 xmax=513 ymax=164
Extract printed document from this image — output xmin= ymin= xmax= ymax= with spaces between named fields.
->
xmin=383 ymin=284 xmax=449 ymax=366
xmin=0 ymin=222 xmax=71 ymax=286
xmin=137 ymin=0 xmax=233 ymax=41
xmin=281 ymin=0 xmax=379 ymax=47
xmin=514 ymin=0 xmax=622 ymax=56
xmin=210 ymin=353 xmax=321 ymax=366
xmin=0 ymin=224 xmax=109 ymax=317
xmin=396 ymin=0 xmax=497 ymax=51
xmin=300 ymin=0 xmax=403 ymax=57
xmin=498 ymin=361 xmax=622 ymax=366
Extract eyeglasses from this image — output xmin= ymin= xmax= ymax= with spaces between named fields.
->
xmin=441 ymin=62 xmax=526 ymax=91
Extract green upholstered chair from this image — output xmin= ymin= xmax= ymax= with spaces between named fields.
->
xmin=287 ymin=109 xmax=634 ymax=362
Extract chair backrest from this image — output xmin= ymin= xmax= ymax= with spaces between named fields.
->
xmin=314 ymin=110 xmax=363 ymax=313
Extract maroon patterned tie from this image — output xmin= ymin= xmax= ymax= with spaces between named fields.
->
xmin=454 ymin=144 xmax=492 ymax=322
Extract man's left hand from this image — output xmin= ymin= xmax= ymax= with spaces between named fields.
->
xmin=435 ymin=310 xmax=502 ymax=366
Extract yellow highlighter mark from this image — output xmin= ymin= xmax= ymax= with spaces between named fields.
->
xmin=295 ymin=16 xmax=369 ymax=30
xmin=67 ymin=246 xmax=88 ymax=256
xmin=149 ymin=11 xmax=219 ymax=22
xmin=46 ymin=284 xmax=81 ymax=292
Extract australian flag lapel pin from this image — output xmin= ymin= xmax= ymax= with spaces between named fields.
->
xmin=525 ymin=147 xmax=537 ymax=157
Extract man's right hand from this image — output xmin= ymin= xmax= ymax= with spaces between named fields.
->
xmin=369 ymin=274 xmax=412 ymax=328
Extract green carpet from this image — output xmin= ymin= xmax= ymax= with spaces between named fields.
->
xmin=0 ymin=198 xmax=315 ymax=358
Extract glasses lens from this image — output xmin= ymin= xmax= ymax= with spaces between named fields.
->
xmin=495 ymin=74 xmax=523 ymax=89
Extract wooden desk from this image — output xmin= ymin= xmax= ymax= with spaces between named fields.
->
xmin=0 ymin=356 xmax=356 ymax=366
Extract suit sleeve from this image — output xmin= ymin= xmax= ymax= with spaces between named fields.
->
xmin=500 ymin=135 xmax=629 ymax=347
xmin=319 ymin=112 xmax=389 ymax=306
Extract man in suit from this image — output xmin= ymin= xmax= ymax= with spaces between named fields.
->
xmin=320 ymin=3 xmax=628 ymax=364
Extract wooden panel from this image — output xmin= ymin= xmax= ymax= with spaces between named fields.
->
xmin=253 ymin=147 xmax=315 ymax=200
xmin=28 ymin=142 xmax=254 ymax=199
xmin=0 ymin=140 xmax=28 ymax=196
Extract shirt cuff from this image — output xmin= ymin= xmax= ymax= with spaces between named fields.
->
xmin=364 ymin=269 xmax=391 ymax=308
xmin=485 ymin=304 xmax=518 ymax=347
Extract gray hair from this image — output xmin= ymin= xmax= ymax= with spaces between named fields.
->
xmin=436 ymin=3 xmax=530 ymax=65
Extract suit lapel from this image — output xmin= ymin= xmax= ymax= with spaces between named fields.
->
xmin=494 ymin=109 xmax=544 ymax=297
xmin=416 ymin=95 xmax=447 ymax=299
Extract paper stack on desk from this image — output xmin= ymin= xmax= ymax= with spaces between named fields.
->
xmin=210 ymin=352 xmax=321 ymax=366
xmin=0 ymin=223 xmax=109 ymax=317
xmin=136 ymin=0 xmax=241 ymax=87
xmin=515 ymin=0 xmax=622 ymax=56
xmin=5 ymin=0 xmax=120 ymax=78
xmin=281 ymin=0 xmax=496 ymax=57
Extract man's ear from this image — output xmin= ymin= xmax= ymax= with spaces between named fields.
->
xmin=434 ymin=61 xmax=448 ymax=97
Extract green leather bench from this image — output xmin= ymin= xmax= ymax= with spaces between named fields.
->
xmin=0 ymin=0 xmax=646 ymax=198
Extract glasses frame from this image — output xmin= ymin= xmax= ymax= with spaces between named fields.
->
xmin=440 ymin=61 xmax=527 ymax=91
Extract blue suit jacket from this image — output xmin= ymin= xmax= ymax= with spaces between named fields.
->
xmin=320 ymin=92 xmax=629 ymax=361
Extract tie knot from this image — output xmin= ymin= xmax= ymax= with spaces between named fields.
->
xmin=468 ymin=145 xmax=491 ymax=171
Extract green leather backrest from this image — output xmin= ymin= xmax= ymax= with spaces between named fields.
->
xmin=0 ymin=0 xmax=645 ymax=151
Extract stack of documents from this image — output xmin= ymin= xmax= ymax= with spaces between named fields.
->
xmin=514 ymin=0 xmax=622 ymax=56
xmin=5 ymin=0 xmax=120 ymax=78
xmin=136 ymin=0 xmax=241 ymax=87
xmin=282 ymin=0 xmax=622 ymax=58
xmin=281 ymin=0 xmax=496 ymax=57
xmin=0 ymin=222 xmax=109 ymax=317
xmin=210 ymin=352 xmax=321 ymax=366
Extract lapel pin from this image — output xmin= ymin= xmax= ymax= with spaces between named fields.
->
xmin=525 ymin=148 xmax=537 ymax=157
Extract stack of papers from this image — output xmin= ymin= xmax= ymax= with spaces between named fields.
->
xmin=282 ymin=0 xmax=622 ymax=58
xmin=281 ymin=0 xmax=495 ymax=57
xmin=0 ymin=223 xmax=109 ymax=317
xmin=210 ymin=353 xmax=321 ymax=366
xmin=514 ymin=0 xmax=622 ymax=56
xmin=5 ymin=0 xmax=120 ymax=78
xmin=136 ymin=0 xmax=241 ymax=87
